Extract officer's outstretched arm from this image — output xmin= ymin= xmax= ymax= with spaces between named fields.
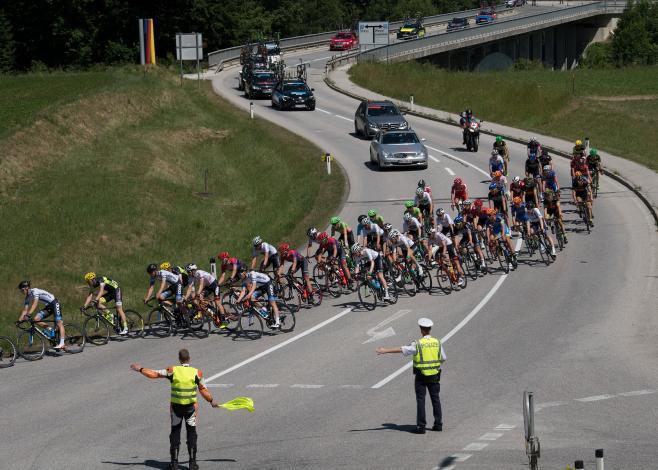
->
xmin=130 ymin=363 xmax=164 ymax=379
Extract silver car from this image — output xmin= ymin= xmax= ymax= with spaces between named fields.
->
xmin=369 ymin=130 xmax=428 ymax=170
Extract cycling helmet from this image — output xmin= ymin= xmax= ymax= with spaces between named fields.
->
xmin=357 ymin=214 xmax=367 ymax=224
xmin=404 ymin=200 xmax=414 ymax=209
xmin=403 ymin=212 xmax=412 ymax=222
xmin=463 ymin=199 xmax=472 ymax=205
xmin=589 ymin=148 xmax=598 ymax=156
xmin=415 ymin=187 xmax=424 ymax=197
xmin=160 ymin=261 xmax=171 ymax=270
xmin=544 ymin=188 xmax=555 ymax=197
xmin=513 ymin=176 xmax=521 ymax=183
xmin=546 ymin=170 xmax=555 ymax=178
xmin=330 ymin=216 xmax=341 ymax=225
xmin=362 ymin=217 xmax=372 ymax=225
xmin=252 ymin=236 xmax=262 ymax=246
xmin=237 ymin=266 xmax=247 ymax=275
xmin=317 ymin=231 xmax=328 ymax=242
xmin=465 ymin=108 xmax=472 ymax=116
xmin=526 ymin=201 xmax=536 ymax=209
xmin=185 ymin=263 xmax=197 ymax=272
xmin=218 ymin=251 xmax=230 ymax=260
xmin=489 ymin=182 xmax=498 ymax=190
xmin=350 ymin=243 xmax=362 ymax=254
xmin=454 ymin=214 xmax=464 ymax=224
xmin=18 ymin=280 xmax=31 ymax=289
xmin=495 ymin=135 xmax=503 ymax=143
xmin=453 ymin=177 xmax=463 ymax=185
xmin=147 ymin=264 xmax=158 ymax=274
xmin=307 ymin=227 xmax=318 ymax=238
xmin=513 ymin=197 xmax=522 ymax=206
xmin=367 ymin=209 xmax=377 ymax=218
xmin=495 ymin=213 xmax=504 ymax=221
xmin=574 ymin=171 xmax=582 ymax=177
xmin=543 ymin=165 xmax=551 ymax=172
xmin=530 ymin=137 xmax=537 ymax=143
xmin=436 ymin=208 xmax=445 ymax=216
xmin=278 ymin=243 xmax=289 ymax=253
xmin=390 ymin=229 xmax=401 ymax=239
xmin=84 ymin=272 xmax=96 ymax=282
xmin=491 ymin=149 xmax=499 ymax=156
xmin=494 ymin=171 xmax=502 ymax=178
xmin=474 ymin=199 xmax=483 ymax=208
xmin=383 ymin=223 xmax=393 ymax=233
xmin=575 ymin=139 xmax=582 ymax=146
xmin=417 ymin=179 xmax=426 ymax=188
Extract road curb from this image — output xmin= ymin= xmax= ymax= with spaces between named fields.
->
xmin=324 ymin=73 xmax=658 ymax=228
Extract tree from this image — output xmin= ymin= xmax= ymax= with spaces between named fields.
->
xmin=0 ymin=10 xmax=15 ymax=72
xmin=611 ymin=0 xmax=658 ymax=66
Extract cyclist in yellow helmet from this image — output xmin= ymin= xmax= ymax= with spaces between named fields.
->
xmin=83 ymin=272 xmax=128 ymax=335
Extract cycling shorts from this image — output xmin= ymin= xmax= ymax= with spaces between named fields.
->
xmin=336 ymin=245 xmax=346 ymax=261
xmin=289 ymin=257 xmax=309 ymax=276
xmin=530 ymin=221 xmax=543 ymax=233
xmin=35 ymin=300 xmax=63 ymax=323
xmin=546 ymin=206 xmax=559 ymax=217
xmin=492 ymin=199 xmax=505 ymax=211
xmin=492 ymin=226 xmax=510 ymax=238
xmin=371 ymin=256 xmax=384 ymax=273
xmin=162 ymin=283 xmax=183 ymax=302
xmin=261 ymin=254 xmax=281 ymax=270
xmin=575 ymin=190 xmax=588 ymax=201
xmin=524 ymin=193 xmax=535 ymax=204
xmin=253 ymin=281 xmax=276 ymax=302
xmin=440 ymin=225 xmax=451 ymax=236
xmin=202 ymin=281 xmax=220 ymax=298
xmin=446 ymin=244 xmax=457 ymax=259
xmin=101 ymin=287 xmax=122 ymax=306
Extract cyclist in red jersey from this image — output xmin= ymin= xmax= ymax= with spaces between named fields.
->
xmin=450 ymin=177 xmax=469 ymax=211
xmin=278 ymin=243 xmax=314 ymax=298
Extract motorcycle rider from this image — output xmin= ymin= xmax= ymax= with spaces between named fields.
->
xmin=459 ymin=109 xmax=474 ymax=145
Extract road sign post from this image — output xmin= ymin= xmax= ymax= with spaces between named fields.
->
xmin=176 ymin=32 xmax=203 ymax=86
xmin=358 ymin=22 xmax=390 ymax=53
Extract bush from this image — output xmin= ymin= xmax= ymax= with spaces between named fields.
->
xmin=513 ymin=59 xmax=545 ymax=71
xmin=105 ymin=41 xmax=136 ymax=65
xmin=580 ymin=42 xmax=613 ymax=69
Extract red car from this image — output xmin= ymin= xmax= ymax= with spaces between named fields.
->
xmin=330 ymin=31 xmax=358 ymax=51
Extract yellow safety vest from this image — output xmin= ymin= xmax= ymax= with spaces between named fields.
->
xmin=170 ymin=366 xmax=198 ymax=405
xmin=412 ymin=337 xmax=442 ymax=377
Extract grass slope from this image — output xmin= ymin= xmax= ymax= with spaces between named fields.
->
xmin=0 ymin=67 xmax=345 ymax=334
xmin=349 ymin=62 xmax=658 ymax=170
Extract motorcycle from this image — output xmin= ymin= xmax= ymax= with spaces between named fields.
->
xmin=465 ymin=120 xmax=480 ymax=152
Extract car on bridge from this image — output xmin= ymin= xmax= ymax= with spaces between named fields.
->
xmin=244 ymin=69 xmax=277 ymax=99
xmin=475 ymin=8 xmax=497 ymax=24
xmin=397 ymin=18 xmax=426 ymax=40
xmin=271 ymin=80 xmax=316 ymax=111
xmin=447 ymin=17 xmax=470 ymax=32
xmin=505 ymin=0 xmax=527 ymax=7
xmin=330 ymin=31 xmax=358 ymax=51
xmin=369 ymin=129 xmax=428 ymax=170
xmin=354 ymin=100 xmax=409 ymax=138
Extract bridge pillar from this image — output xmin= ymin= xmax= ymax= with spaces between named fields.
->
xmin=519 ymin=34 xmax=530 ymax=61
xmin=567 ymin=23 xmax=578 ymax=69
xmin=543 ymin=28 xmax=555 ymax=69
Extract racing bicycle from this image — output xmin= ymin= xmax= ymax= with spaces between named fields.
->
xmin=0 ymin=336 xmax=17 ymax=368
xmin=356 ymin=271 xmax=398 ymax=311
xmin=146 ymin=298 xmax=206 ymax=338
xmin=15 ymin=317 xmax=85 ymax=360
xmin=81 ymin=301 xmax=144 ymax=345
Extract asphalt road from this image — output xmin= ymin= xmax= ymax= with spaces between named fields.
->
xmin=2 ymin=42 xmax=657 ymax=470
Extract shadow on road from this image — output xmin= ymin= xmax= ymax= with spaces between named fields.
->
xmin=102 ymin=458 xmax=237 ymax=468
xmin=349 ymin=422 xmax=418 ymax=433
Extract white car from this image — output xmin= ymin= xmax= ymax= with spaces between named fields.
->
xmin=506 ymin=0 xmax=526 ymax=7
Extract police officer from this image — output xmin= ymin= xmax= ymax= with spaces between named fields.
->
xmin=376 ymin=318 xmax=445 ymax=434
xmin=131 ymin=349 xmax=218 ymax=470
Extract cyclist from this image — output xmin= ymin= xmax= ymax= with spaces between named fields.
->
xmin=450 ymin=177 xmax=469 ymax=211
xmin=526 ymin=201 xmax=556 ymax=257
xmin=389 ymin=229 xmax=424 ymax=276
xmin=492 ymin=136 xmax=510 ymax=174
xmin=172 ymin=265 xmax=191 ymax=294
xmin=403 ymin=212 xmax=422 ymax=240
xmin=318 ymin=231 xmax=352 ymax=285
xmin=351 ymin=243 xmax=390 ymax=300
xmin=414 ymin=186 xmax=433 ymax=227
xmin=417 ymin=179 xmax=432 ymax=198
xmin=510 ymin=176 xmax=525 ymax=202
xmin=511 ymin=197 xmax=528 ymax=231
xmin=235 ymin=267 xmax=280 ymax=329
xmin=539 ymin=148 xmax=552 ymax=169
xmin=279 ymin=243 xmax=314 ymax=300
xmin=82 ymin=272 xmax=128 ymax=335
xmin=251 ymin=236 xmax=280 ymax=278
xmin=527 ymin=137 xmax=542 ymax=158
xmin=404 ymin=200 xmax=424 ymax=227
xmin=454 ymin=214 xmax=486 ymax=272
xmin=17 ymin=281 xmax=66 ymax=350
xmin=572 ymin=154 xmax=591 ymax=181
xmin=330 ymin=216 xmax=355 ymax=247
xmin=362 ymin=217 xmax=384 ymax=250
xmin=185 ymin=263 xmax=226 ymax=328
xmin=367 ymin=209 xmax=385 ymax=229
xmin=573 ymin=139 xmax=586 ymax=158
xmin=356 ymin=215 xmax=369 ymax=246
xmin=306 ymin=227 xmax=320 ymax=257
xmin=525 ymin=150 xmax=542 ymax=183
xmin=427 ymin=227 xmax=465 ymax=286
xmin=217 ymin=252 xmax=246 ymax=287
xmin=435 ymin=208 xmax=454 ymax=238
xmin=571 ymin=171 xmax=594 ymax=226
xmin=489 ymin=149 xmax=505 ymax=177
xmin=488 ymin=182 xmax=507 ymax=218
xmin=459 ymin=109 xmax=474 ymax=145
xmin=523 ymin=176 xmax=539 ymax=208
xmin=487 ymin=212 xmax=517 ymax=266
xmin=587 ymin=148 xmax=603 ymax=177
xmin=542 ymin=165 xmax=560 ymax=195
xmin=543 ymin=188 xmax=567 ymax=244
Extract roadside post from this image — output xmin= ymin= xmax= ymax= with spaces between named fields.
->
xmin=210 ymin=257 xmax=217 ymax=278
xmin=595 ymin=449 xmax=604 ymax=470
xmin=176 ymin=32 xmax=203 ymax=86
xmin=575 ymin=460 xmax=584 ymax=469
xmin=323 ymin=153 xmax=332 ymax=175
xmin=410 ymin=95 xmax=414 ymax=111
xmin=250 ymin=102 xmax=254 ymax=119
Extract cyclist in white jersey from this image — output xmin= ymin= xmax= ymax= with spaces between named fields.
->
xmin=414 ymin=187 xmax=434 ymax=225
xmin=251 ymin=236 xmax=280 ymax=278
xmin=17 ymin=281 xmax=66 ymax=349
xmin=145 ymin=262 xmax=183 ymax=306
xmin=403 ymin=212 xmax=423 ymax=239
xmin=235 ymin=268 xmax=280 ymax=328
xmin=184 ymin=263 xmax=228 ymax=324
xmin=427 ymin=228 xmax=465 ymax=285
xmin=362 ymin=217 xmax=384 ymax=250
xmin=389 ymin=229 xmax=424 ymax=276
xmin=435 ymin=208 xmax=454 ymax=237
xmin=525 ymin=202 xmax=556 ymax=256
xmin=351 ymin=243 xmax=390 ymax=300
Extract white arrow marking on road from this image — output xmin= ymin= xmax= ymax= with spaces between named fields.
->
xmin=429 ymin=155 xmax=440 ymax=163
xmin=362 ymin=309 xmax=410 ymax=344
xmin=445 ymin=167 xmax=455 ymax=176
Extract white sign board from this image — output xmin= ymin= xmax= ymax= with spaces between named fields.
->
xmin=176 ymin=33 xmax=203 ymax=61
xmin=358 ymin=22 xmax=389 ymax=50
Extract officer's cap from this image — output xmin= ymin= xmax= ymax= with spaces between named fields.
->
xmin=418 ymin=318 xmax=433 ymax=328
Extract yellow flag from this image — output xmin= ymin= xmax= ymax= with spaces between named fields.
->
xmin=217 ymin=397 xmax=255 ymax=412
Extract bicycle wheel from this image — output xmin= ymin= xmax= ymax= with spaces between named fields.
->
xmin=326 ymin=269 xmax=342 ymax=298
xmin=63 ymin=323 xmax=85 ymax=353
xmin=417 ymin=268 xmax=433 ymax=293
xmin=237 ymin=308 xmax=263 ymax=340
xmin=83 ymin=315 xmax=111 ymax=346
xmin=307 ymin=279 xmax=323 ymax=307
xmin=401 ymin=269 xmax=417 ymax=297
xmin=0 ymin=336 xmax=17 ymax=368
xmin=285 ymin=285 xmax=302 ymax=313
xmin=124 ymin=309 xmax=144 ymax=338
xmin=537 ymin=235 xmax=552 ymax=265
xmin=358 ymin=280 xmax=377 ymax=311
xmin=187 ymin=309 xmax=208 ymax=337
xmin=278 ymin=303 xmax=296 ymax=333
xmin=220 ymin=301 xmax=241 ymax=333
xmin=435 ymin=265 xmax=452 ymax=294
xmin=312 ymin=264 xmax=328 ymax=290
xmin=17 ymin=330 xmax=45 ymax=361
xmin=147 ymin=308 xmax=173 ymax=337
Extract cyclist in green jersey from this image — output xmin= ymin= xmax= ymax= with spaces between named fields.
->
xmin=367 ymin=209 xmax=385 ymax=229
xmin=83 ymin=272 xmax=128 ymax=335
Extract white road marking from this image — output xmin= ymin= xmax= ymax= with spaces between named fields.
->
xmin=478 ymin=432 xmax=504 ymax=441
xmin=206 ymin=307 xmax=353 ymax=382
xmin=495 ymin=423 xmax=517 ymax=430
xmin=448 ymin=454 xmax=472 ymax=462
xmin=425 ymin=145 xmax=490 ymax=178
xmin=311 ymin=56 xmax=332 ymax=62
xmin=334 ymin=114 xmax=352 ymax=122
xmin=535 ymin=400 xmax=567 ymax=410
xmin=372 ymin=236 xmax=522 ymax=388
xmin=432 ymin=466 xmax=455 ymax=470
xmin=363 ymin=309 xmax=410 ymax=344
xmin=206 ymin=384 xmax=234 ymax=388
xmin=291 ymin=384 xmax=325 ymax=389
xmin=246 ymin=384 xmax=279 ymax=388
xmin=429 ymin=155 xmax=440 ymax=163
xmin=445 ymin=167 xmax=455 ymax=176
xmin=618 ymin=389 xmax=656 ymax=397
xmin=575 ymin=394 xmax=616 ymax=403
xmin=462 ymin=442 xmax=489 ymax=451
xmin=316 ymin=107 xmax=332 ymax=115
xmin=338 ymin=385 xmax=365 ymax=389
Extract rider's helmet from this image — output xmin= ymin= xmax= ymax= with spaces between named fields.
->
xmin=526 ymin=200 xmax=536 ymax=209
xmin=474 ymin=199 xmax=483 ymax=208
xmin=278 ymin=243 xmax=290 ymax=254
xmin=252 ymin=236 xmax=262 ymax=246
xmin=160 ymin=261 xmax=171 ymax=270
xmin=574 ymin=171 xmax=582 ymax=177
xmin=383 ymin=223 xmax=393 ymax=233
xmin=218 ymin=251 xmax=230 ymax=261
xmin=436 ymin=208 xmax=445 ymax=216
xmin=575 ymin=139 xmax=582 ymax=147
xmin=513 ymin=176 xmax=521 ymax=183
xmin=404 ymin=200 xmax=414 ymax=209
xmin=389 ymin=229 xmax=401 ymax=239
xmin=357 ymin=214 xmax=367 ymax=224
xmin=185 ymin=263 xmax=197 ymax=272
xmin=307 ymin=227 xmax=318 ymax=239
xmin=403 ymin=212 xmax=412 ymax=222
xmin=317 ymin=231 xmax=329 ymax=242
xmin=544 ymin=188 xmax=555 ymax=198
xmin=237 ymin=266 xmax=247 ymax=276
xmin=494 ymin=171 xmax=502 ymax=178
xmin=465 ymin=108 xmax=472 ymax=117
xmin=453 ymin=177 xmax=463 ymax=185
xmin=495 ymin=213 xmax=504 ymax=221
xmin=495 ymin=135 xmax=503 ymax=143
xmin=463 ymin=199 xmax=472 ymax=206
xmin=84 ymin=272 xmax=96 ymax=282
xmin=589 ymin=148 xmax=598 ymax=156
xmin=367 ymin=209 xmax=377 ymax=218
xmin=541 ymin=148 xmax=549 ymax=156
xmin=330 ymin=216 xmax=341 ymax=225
xmin=454 ymin=214 xmax=464 ymax=225
xmin=362 ymin=217 xmax=372 ymax=226
xmin=489 ymin=182 xmax=498 ymax=191
xmin=530 ymin=137 xmax=537 ymax=143
xmin=546 ymin=170 xmax=555 ymax=178
xmin=543 ymin=165 xmax=551 ymax=172
xmin=524 ymin=176 xmax=534 ymax=185
xmin=512 ymin=197 xmax=522 ymax=206
xmin=417 ymin=179 xmax=426 ymax=188
xmin=428 ymin=227 xmax=437 ymax=235
xmin=18 ymin=280 xmax=31 ymax=290
xmin=350 ymin=243 xmax=362 ymax=254
xmin=491 ymin=149 xmax=499 ymax=156
xmin=415 ymin=187 xmax=424 ymax=197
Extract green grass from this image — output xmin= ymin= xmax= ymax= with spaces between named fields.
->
xmin=349 ymin=62 xmax=658 ymax=170
xmin=0 ymin=67 xmax=345 ymax=335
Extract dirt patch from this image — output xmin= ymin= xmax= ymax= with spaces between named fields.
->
xmin=586 ymin=95 xmax=658 ymax=102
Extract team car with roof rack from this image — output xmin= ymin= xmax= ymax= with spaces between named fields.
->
xmin=271 ymin=80 xmax=316 ymax=111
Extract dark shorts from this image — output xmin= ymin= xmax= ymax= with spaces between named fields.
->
xmin=253 ymin=281 xmax=276 ymax=301
xmin=102 ymin=287 xmax=122 ymax=306
xmin=262 ymin=254 xmax=281 ymax=270
xmin=202 ymin=281 xmax=220 ymax=298
xmin=162 ymin=283 xmax=183 ymax=302
xmin=290 ymin=257 xmax=309 ymax=276
xmin=440 ymin=225 xmax=451 ymax=236
xmin=546 ymin=206 xmax=559 ymax=217
xmin=524 ymin=193 xmax=535 ymax=204
xmin=492 ymin=199 xmax=505 ymax=211
xmin=36 ymin=300 xmax=63 ymax=323
xmin=575 ymin=190 xmax=588 ymax=201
